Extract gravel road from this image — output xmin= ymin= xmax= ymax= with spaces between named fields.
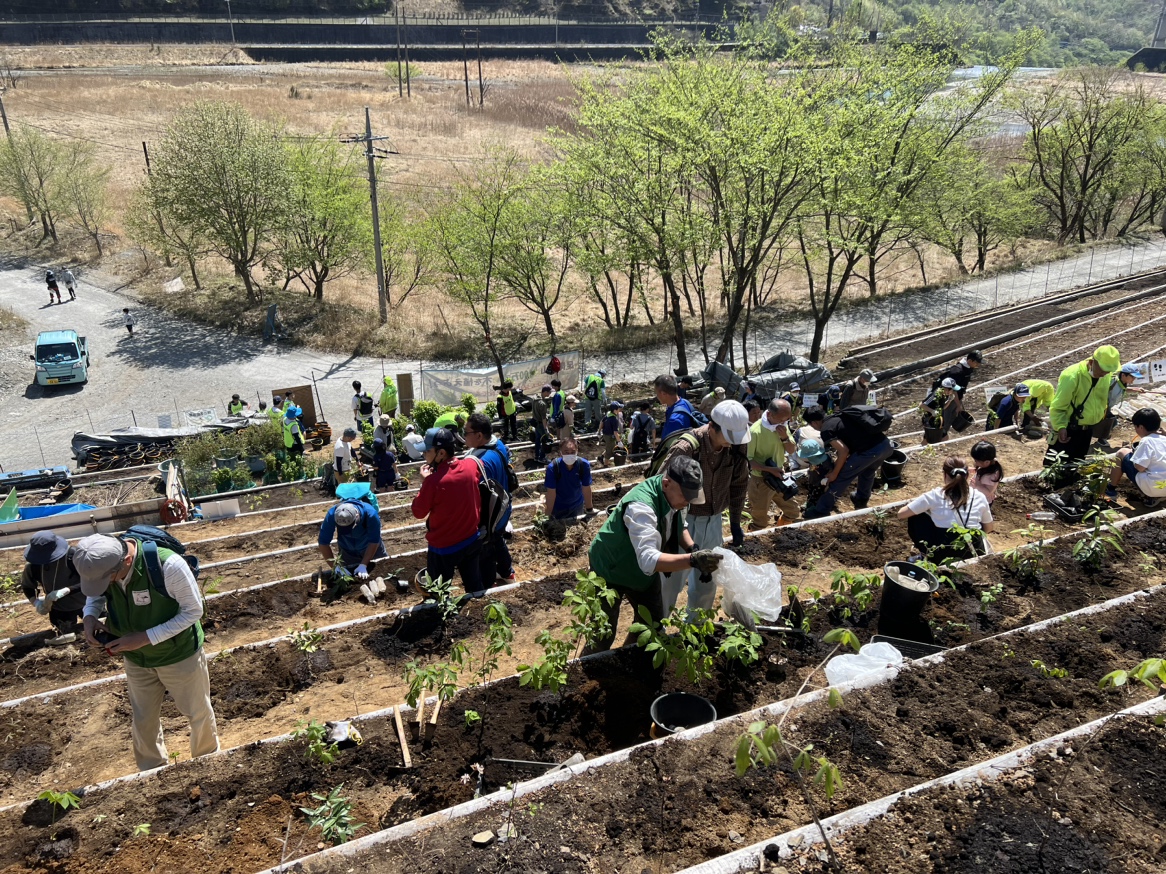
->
xmin=2 ymin=237 xmax=1165 ymax=472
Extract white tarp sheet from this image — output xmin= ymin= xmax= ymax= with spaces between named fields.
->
xmin=420 ymin=351 xmax=583 ymax=405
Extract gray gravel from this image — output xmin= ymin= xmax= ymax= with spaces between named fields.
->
xmin=3 ymin=237 xmax=1165 ymax=472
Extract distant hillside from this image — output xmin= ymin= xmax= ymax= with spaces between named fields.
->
xmin=0 ymin=0 xmax=1155 ymax=65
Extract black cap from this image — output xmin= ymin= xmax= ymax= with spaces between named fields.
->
xmin=665 ymin=455 xmax=705 ymax=504
xmin=24 ymin=531 xmax=69 ymax=565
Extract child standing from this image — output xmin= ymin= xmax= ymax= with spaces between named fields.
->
xmin=122 ymin=308 xmax=137 ymax=336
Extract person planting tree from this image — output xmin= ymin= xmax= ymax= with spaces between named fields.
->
xmin=317 ymin=497 xmax=387 ymax=584
xmin=1107 ymin=407 xmax=1166 ymax=508
xmin=587 ymin=455 xmax=720 ymax=651
xmin=411 ymin=427 xmax=484 ymax=597
xmin=804 ymin=405 xmax=895 ymax=519
xmin=74 ymin=533 xmax=219 ymax=772
xmin=1095 ymin=362 xmax=1145 ymax=449
xmin=898 ymin=456 xmax=995 ymax=563
xmin=1047 ymin=345 xmax=1120 ymax=465
xmin=20 ymin=531 xmax=89 ymax=636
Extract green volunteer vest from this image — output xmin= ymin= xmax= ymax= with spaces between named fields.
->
xmin=105 ymin=545 xmax=204 ymax=669
xmin=589 ymin=476 xmax=682 ymax=593
xmin=228 ymin=401 xmax=244 ymax=414
xmin=379 ymin=382 xmax=398 ymax=412
xmin=283 ymin=417 xmax=298 ymax=447
xmin=434 ymin=412 xmax=460 ymax=430
xmin=502 ymin=393 xmax=517 ymax=416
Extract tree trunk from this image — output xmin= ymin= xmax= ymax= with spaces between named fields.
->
xmin=589 ymin=276 xmax=613 ymax=328
xmin=187 ymin=254 xmax=201 ymax=290
xmin=542 ymin=308 xmax=557 ymax=354
xmin=313 ymin=264 xmax=328 ymax=301
xmin=662 ymin=271 xmax=688 ymax=375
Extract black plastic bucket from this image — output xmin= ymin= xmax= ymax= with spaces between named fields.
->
xmin=649 ymin=693 xmax=717 ymax=736
xmin=923 ymin=427 xmax=947 ymax=444
xmin=879 ymin=561 xmax=939 ymax=629
xmin=881 ymin=449 xmax=908 ymax=483
xmin=952 ymin=410 xmax=974 ymax=433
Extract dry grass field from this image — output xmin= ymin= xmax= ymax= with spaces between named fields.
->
xmin=0 ymin=44 xmax=1114 ymax=362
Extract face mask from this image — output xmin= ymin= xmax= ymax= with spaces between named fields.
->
xmin=561 ymin=454 xmax=578 ymax=466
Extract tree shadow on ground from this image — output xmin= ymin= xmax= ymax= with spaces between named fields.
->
xmin=99 ymin=307 xmax=268 ymax=370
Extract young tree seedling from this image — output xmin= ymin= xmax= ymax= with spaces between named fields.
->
xmin=36 ymin=790 xmax=80 ymax=840
xmin=1030 ymin=659 xmax=1068 ymax=679
xmin=292 ymin=719 xmax=340 ymax=765
xmin=1072 ymin=509 xmax=1124 ymax=571
xmin=299 ymin=785 xmax=364 ymax=845
xmin=289 ymin=622 xmax=323 ymax=654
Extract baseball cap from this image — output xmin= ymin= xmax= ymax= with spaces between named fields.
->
xmin=334 ymin=503 xmax=360 ymax=528
xmin=797 ymin=439 xmax=829 ymax=465
xmin=379 ymin=414 xmax=391 ymax=426
xmin=24 ymin=531 xmax=68 ymax=565
xmin=597 ymin=369 xmax=606 ymax=377
xmin=1014 ymin=383 xmax=1031 ymax=398
xmin=73 ymin=534 xmax=126 ymax=597
xmin=406 ymin=424 xmax=415 ymax=432
xmin=711 ymin=400 xmax=752 ymax=445
xmin=273 ymin=395 xmax=282 ymax=404
xmin=941 ymin=377 xmax=961 ymax=390
xmin=1121 ymin=362 xmax=1144 ymax=379
xmin=608 ymin=401 xmax=623 ymax=410
xmin=859 ymin=369 xmax=877 ymax=384
xmin=665 ymin=455 xmax=705 ymax=504
xmin=424 ymin=427 xmax=456 ymax=453
xmin=1093 ymin=345 xmax=1120 ymax=373
xmin=566 ymin=395 xmax=577 ymax=404
xmin=789 ymin=382 xmax=801 ymax=393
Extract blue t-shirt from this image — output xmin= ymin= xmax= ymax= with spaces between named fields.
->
xmin=472 ymin=439 xmax=513 ymax=531
xmin=662 ymin=398 xmax=700 ymax=439
xmin=318 ymin=500 xmax=386 ymax=559
xmin=996 ymin=395 xmax=1019 ymax=423
xmin=601 ymin=414 xmax=620 ymax=436
xmin=544 ymin=457 xmax=592 ymax=519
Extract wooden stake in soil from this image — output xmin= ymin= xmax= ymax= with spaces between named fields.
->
xmin=393 ymin=706 xmax=412 ymax=768
xmin=425 ymin=698 xmax=441 ymax=741
xmin=410 ymin=696 xmax=425 ymax=741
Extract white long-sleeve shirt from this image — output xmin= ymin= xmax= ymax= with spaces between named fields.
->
xmin=83 ymin=553 xmax=204 ymax=647
xmin=624 ymin=501 xmax=686 ymax=576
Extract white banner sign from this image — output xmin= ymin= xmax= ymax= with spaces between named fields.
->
xmin=1149 ymin=359 xmax=1166 ymax=385
xmin=420 ymin=351 xmax=583 ymax=406
xmin=183 ymin=408 xmax=218 ymax=426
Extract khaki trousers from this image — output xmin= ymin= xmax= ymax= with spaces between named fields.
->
xmin=746 ymin=474 xmax=802 ymax=528
xmin=123 ymin=648 xmax=220 ymax=771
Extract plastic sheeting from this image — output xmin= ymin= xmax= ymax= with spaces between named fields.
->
xmin=0 ymin=503 xmax=97 ymax=525
xmin=70 ymin=419 xmax=254 ymax=463
xmin=700 ymin=354 xmax=833 ymax=402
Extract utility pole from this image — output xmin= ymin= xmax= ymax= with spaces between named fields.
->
xmin=225 ymin=0 xmax=236 ymax=46
xmin=142 ymin=142 xmax=172 ymax=267
xmin=343 ymin=109 xmax=396 ymax=324
xmin=476 ymin=30 xmax=484 ymax=107
xmin=0 ymin=91 xmax=34 ymax=224
xmin=401 ymin=4 xmax=412 ymax=98
xmin=394 ymin=4 xmax=404 ymax=98
xmin=461 ymin=31 xmax=472 ymax=107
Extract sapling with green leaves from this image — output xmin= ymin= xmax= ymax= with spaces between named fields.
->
xmin=417 ymin=573 xmax=461 ymax=625
xmin=1099 ymin=658 xmax=1166 ymax=691
xmin=517 ymin=570 xmax=616 ymax=693
xmin=979 ymin=582 xmax=1004 ymax=612
xmin=629 ymin=605 xmax=718 ymax=685
xmin=828 ymin=570 xmax=879 ymax=621
xmin=717 ymin=618 xmax=763 ymax=667
xmin=36 ymin=790 xmax=80 ymax=840
xmin=289 ymin=622 xmax=323 ymax=654
xmin=733 ymin=627 xmax=860 ymax=871
xmin=1004 ymin=524 xmax=1051 ymax=583
xmin=1072 ymin=509 xmax=1124 ymax=571
xmin=292 ymin=719 xmax=340 ymax=765
xmin=403 ymin=642 xmax=468 ymax=708
xmin=1075 ymin=452 xmax=1116 ymax=502
xmin=300 ymin=784 xmax=364 ymax=845
xmin=1030 ymin=659 xmax=1068 ymax=679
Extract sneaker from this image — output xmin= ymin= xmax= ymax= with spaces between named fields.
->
xmin=1143 ymin=496 xmax=1162 ymax=509
xmin=1105 ymin=485 xmax=1118 ymax=500
xmin=1096 ymin=440 xmax=1112 ymax=451
xmin=849 ymin=493 xmax=869 ymax=510
xmin=496 ymin=572 xmax=516 ymax=584
xmin=777 ymin=517 xmax=797 ymax=527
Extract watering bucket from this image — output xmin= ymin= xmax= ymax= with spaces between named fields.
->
xmin=649 ymin=693 xmax=717 ymax=737
xmin=923 ymin=427 xmax=947 ymax=444
xmin=880 ymin=449 xmax=907 ymax=484
xmin=878 ymin=561 xmax=939 ymax=629
xmin=952 ymin=411 xmax=975 ymax=433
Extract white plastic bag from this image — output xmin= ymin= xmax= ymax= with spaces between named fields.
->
xmin=823 ymin=642 xmax=905 ymax=687
xmin=712 ymin=547 xmax=784 ymax=628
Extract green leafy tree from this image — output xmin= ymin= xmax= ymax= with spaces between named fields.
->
xmin=274 ymin=136 xmax=371 ymax=302
xmin=141 ymin=100 xmax=290 ymax=301
xmin=0 ymin=123 xmax=65 ymax=241
xmin=58 ymin=141 xmax=112 ymax=255
xmin=426 ymin=150 xmax=524 ymax=383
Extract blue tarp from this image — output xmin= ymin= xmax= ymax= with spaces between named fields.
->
xmin=1 ymin=503 xmax=97 ymax=524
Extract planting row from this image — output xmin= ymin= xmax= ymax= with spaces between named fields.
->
xmin=2 ymin=551 xmax=1164 ymax=874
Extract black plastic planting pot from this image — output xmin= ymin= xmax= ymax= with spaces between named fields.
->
xmin=877 ymin=561 xmax=940 ymax=642
xmin=650 ymin=692 xmax=717 ymax=736
xmin=881 ymin=449 xmax=908 ymax=484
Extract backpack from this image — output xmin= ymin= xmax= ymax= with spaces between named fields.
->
xmin=584 ymin=377 xmax=599 ymax=400
xmin=545 ymin=355 xmax=561 ymax=375
xmin=122 ymin=525 xmax=200 ymax=596
xmin=987 ymin=391 xmax=1008 ymax=413
xmin=645 ymin=430 xmax=701 ymax=478
xmin=473 ymin=443 xmax=520 ymax=493
xmin=468 ymin=455 xmax=510 ymax=538
xmin=357 ymin=393 xmax=374 ymax=416
xmin=836 ymin=405 xmax=893 ymax=453
xmin=671 ymin=401 xmax=708 ymax=429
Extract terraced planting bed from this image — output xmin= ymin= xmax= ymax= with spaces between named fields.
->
xmin=1 ymin=501 xmax=1163 ymax=872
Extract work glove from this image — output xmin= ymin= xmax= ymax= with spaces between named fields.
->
xmin=355 ymin=564 xmax=369 ymax=580
xmin=730 ymin=522 xmax=745 ymax=549
xmin=689 ymin=550 xmax=723 ymax=577
xmin=34 ymin=588 xmax=69 ymax=615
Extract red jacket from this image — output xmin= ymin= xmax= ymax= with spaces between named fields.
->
xmin=411 ymin=457 xmax=481 ymax=549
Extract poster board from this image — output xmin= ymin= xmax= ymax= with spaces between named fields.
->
xmin=272 ymin=384 xmax=318 ymax=428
